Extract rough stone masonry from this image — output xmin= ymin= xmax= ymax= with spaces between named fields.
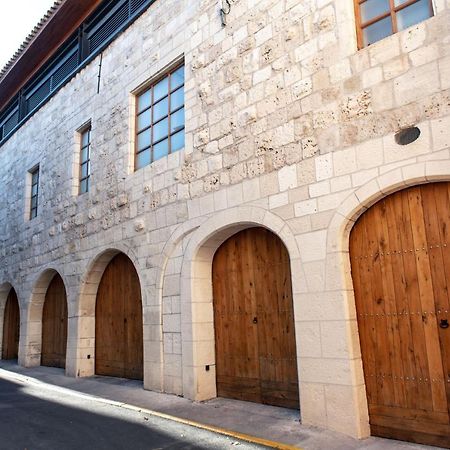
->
xmin=0 ymin=0 xmax=449 ymax=440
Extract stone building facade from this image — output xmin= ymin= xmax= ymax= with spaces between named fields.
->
xmin=0 ymin=0 xmax=449 ymax=444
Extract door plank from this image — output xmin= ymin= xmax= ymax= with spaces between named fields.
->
xmin=351 ymin=213 xmax=378 ymax=406
xmin=428 ymin=184 xmax=450 ymax=413
xmin=95 ymin=253 xmax=143 ymax=380
xmin=386 ymin=194 xmax=418 ymax=410
xmin=213 ymin=228 xmax=299 ymax=408
xmin=213 ymin=230 xmax=261 ymax=401
xmin=41 ymin=274 xmax=68 ymax=369
xmin=369 ymin=202 xmax=396 ymax=406
xmin=407 ymin=188 xmax=447 ymax=413
xmin=1 ymin=289 xmax=20 ymax=360
xmin=350 ymin=183 xmax=450 ymax=447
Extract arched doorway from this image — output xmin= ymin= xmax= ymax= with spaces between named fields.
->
xmin=95 ymin=253 xmax=143 ymax=380
xmin=212 ymin=227 xmax=299 ymax=409
xmin=2 ymin=288 xmax=20 ymax=360
xmin=350 ymin=183 xmax=450 ymax=447
xmin=41 ymin=273 xmax=68 ymax=368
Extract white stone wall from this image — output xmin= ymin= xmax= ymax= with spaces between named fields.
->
xmin=162 ymin=237 xmax=185 ymax=395
xmin=0 ymin=0 xmax=449 ymax=439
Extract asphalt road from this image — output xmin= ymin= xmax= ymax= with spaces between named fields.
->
xmin=0 ymin=376 xmax=267 ymax=450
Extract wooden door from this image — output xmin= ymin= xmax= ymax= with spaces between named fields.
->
xmin=350 ymin=183 xmax=450 ymax=448
xmin=212 ymin=227 xmax=299 ymax=409
xmin=2 ymin=288 xmax=20 ymax=360
xmin=95 ymin=253 xmax=143 ymax=380
xmin=41 ymin=274 xmax=68 ymax=368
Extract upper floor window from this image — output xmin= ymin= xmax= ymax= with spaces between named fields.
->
xmin=30 ymin=166 xmax=39 ymax=220
xmin=79 ymin=126 xmax=91 ymax=194
xmin=135 ymin=64 xmax=185 ymax=170
xmin=355 ymin=0 xmax=433 ymax=48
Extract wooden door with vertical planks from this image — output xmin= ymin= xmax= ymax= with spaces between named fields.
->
xmin=350 ymin=183 xmax=450 ymax=448
xmin=95 ymin=253 xmax=143 ymax=380
xmin=2 ymin=288 xmax=20 ymax=360
xmin=41 ymin=274 xmax=68 ymax=368
xmin=213 ymin=227 xmax=299 ymax=409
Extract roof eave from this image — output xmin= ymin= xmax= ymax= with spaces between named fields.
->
xmin=0 ymin=0 xmax=103 ymax=111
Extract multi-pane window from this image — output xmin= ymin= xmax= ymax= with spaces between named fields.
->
xmin=135 ymin=65 xmax=185 ymax=169
xmin=79 ymin=127 xmax=91 ymax=194
xmin=30 ymin=167 xmax=39 ymax=220
xmin=354 ymin=0 xmax=433 ymax=48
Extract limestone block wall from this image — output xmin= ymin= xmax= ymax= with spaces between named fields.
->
xmin=0 ymin=0 xmax=449 ymax=440
xmin=162 ymin=238 xmax=184 ymax=395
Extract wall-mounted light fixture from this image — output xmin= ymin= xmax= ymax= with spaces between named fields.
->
xmin=220 ymin=0 xmax=231 ymax=26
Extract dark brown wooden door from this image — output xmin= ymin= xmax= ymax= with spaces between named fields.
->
xmin=95 ymin=253 xmax=143 ymax=380
xmin=212 ymin=227 xmax=299 ymax=409
xmin=2 ymin=288 xmax=20 ymax=360
xmin=350 ymin=183 xmax=450 ymax=448
xmin=41 ymin=274 xmax=68 ymax=368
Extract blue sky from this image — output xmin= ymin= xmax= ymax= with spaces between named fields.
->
xmin=0 ymin=0 xmax=55 ymax=70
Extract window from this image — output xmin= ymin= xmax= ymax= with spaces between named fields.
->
xmin=30 ymin=167 xmax=39 ymax=219
xmin=79 ymin=127 xmax=91 ymax=194
xmin=354 ymin=0 xmax=433 ymax=48
xmin=135 ymin=65 xmax=185 ymax=169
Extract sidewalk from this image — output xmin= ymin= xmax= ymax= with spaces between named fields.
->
xmin=0 ymin=361 xmax=440 ymax=450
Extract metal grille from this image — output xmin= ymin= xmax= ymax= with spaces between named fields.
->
xmin=88 ymin=2 xmax=129 ymax=53
xmin=0 ymin=99 xmax=19 ymax=140
xmin=130 ymin=0 xmax=147 ymax=15
xmin=51 ymin=51 xmax=78 ymax=90
xmin=3 ymin=111 xmax=19 ymax=136
xmin=25 ymin=80 xmax=51 ymax=114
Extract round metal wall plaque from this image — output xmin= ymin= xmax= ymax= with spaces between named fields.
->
xmin=395 ymin=127 xmax=421 ymax=146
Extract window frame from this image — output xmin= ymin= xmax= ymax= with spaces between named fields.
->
xmin=354 ymin=0 xmax=434 ymax=49
xmin=29 ymin=166 xmax=40 ymax=220
xmin=79 ymin=125 xmax=91 ymax=195
xmin=134 ymin=63 xmax=185 ymax=170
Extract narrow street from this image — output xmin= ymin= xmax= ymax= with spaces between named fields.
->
xmin=0 ymin=375 xmax=267 ymax=450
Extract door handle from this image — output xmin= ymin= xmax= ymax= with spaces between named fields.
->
xmin=439 ymin=319 xmax=449 ymax=329
xmin=253 ymin=317 xmax=258 ymax=324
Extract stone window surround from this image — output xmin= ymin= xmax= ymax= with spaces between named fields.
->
xmin=353 ymin=0 xmax=434 ymax=49
xmin=24 ymin=164 xmax=40 ymax=222
xmin=79 ymin=125 xmax=92 ymax=195
xmin=79 ymin=122 xmax=92 ymax=195
xmin=134 ymin=64 xmax=185 ymax=170
xmin=71 ymin=120 xmax=92 ymax=197
xmin=128 ymin=55 xmax=185 ymax=175
xmin=337 ymin=0 xmax=441 ymax=57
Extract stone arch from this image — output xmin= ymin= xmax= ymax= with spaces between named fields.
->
xmin=22 ymin=268 xmax=68 ymax=368
xmin=73 ymin=246 xmax=146 ymax=380
xmin=0 ymin=282 xmax=18 ymax=359
xmin=324 ymin=160 xmax=450 ymax=438
xmin=154 ymin=219 xmax=203 ymax=394
xmin=178 ymin=206 xmax=304 ymax=407
xmin=328 ymin=160 xmax=450 ymax=279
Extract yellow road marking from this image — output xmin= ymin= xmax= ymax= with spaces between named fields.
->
xmin=122 ymin=403 xmax=302 ymax=449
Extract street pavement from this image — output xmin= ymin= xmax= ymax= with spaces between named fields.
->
xmin=0 ymin=361 xmax=443 ymax=450
xmin=0 ymin=375 xmax=267 ymax=450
